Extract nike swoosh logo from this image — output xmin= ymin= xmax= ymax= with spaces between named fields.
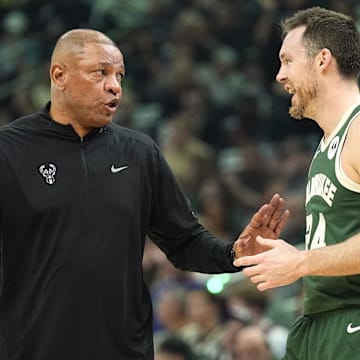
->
xmin=347 ymin=323 xmax=360 ymax=334
xmin=111 ymin=165 xmax=128 ymax=173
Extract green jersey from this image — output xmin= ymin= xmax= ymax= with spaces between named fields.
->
xmin=304 ymin=103 xmax=360 ymax=315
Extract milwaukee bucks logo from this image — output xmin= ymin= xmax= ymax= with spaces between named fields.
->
xmin=39 ymin=163 xmax=57 ymax=185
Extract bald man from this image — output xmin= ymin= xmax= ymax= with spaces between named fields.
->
xmin=49 ymin=29 xmax=124 ymax=136
xmin=0 ymin=29 xmax=288 ymax=360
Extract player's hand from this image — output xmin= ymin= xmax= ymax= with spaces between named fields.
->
xmin=232 ymin=193 xmax=290 ymax=260
xmin=234 ymin=236 xmax=303 ymax=291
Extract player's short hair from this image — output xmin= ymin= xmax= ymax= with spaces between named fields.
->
xmin=280 ymin=7 xmax=360 ymax=79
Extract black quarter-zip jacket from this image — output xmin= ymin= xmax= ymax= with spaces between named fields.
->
xmin=0 ymin=104 xmax=239 ymax=360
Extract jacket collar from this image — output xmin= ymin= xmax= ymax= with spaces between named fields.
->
xmin=39 ymin=102 xmax=107 ymax=141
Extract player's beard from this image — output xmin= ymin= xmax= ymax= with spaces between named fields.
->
xmin=289 ymin=77 xmax=317 ymax=120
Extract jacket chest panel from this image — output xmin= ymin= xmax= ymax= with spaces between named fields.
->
xmin=1 ymin=141 xmax=148 ymax=225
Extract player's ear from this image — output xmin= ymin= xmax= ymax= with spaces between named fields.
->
xmin=317 ymin=48 xmax=332 ymax=71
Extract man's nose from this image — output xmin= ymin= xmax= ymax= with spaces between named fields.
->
xmin=276 ymin=66 xmax=286 ymax=83
xmin=105 ymin=76 xmax=121 ymax=94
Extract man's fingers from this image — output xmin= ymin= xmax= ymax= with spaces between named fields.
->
xmin=257 ymin=282 xmax=272 ymax=292
xmin=274 ymin=209 xmax=290 ymax=237
xmin=247 ymin=204 xmax=270 ymax=229
xmin=259 ymin=194 xmax=281 ymax=227
xmin=246 ymin=193 xmax=288 ymax=233
xmin=242 ymin=263 xmax=261 ymax=276
xmin=260 ymin=194 xmax=286 ymax=228
xmin=268 ymin=195 xmax=287 ymax=228
xmin=248 ymin=274 xmax=266 ymax=284
xmin=234 ymin=254 xmax=259 ymax=267
xmin=268 ymin=193 xmax=281 ymax=209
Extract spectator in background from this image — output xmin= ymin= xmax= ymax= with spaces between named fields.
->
xmin=182 ymin=288 xmax=227 ymax=360
xmin=224 ymin=279 xmax=289 ymax=359
xmin=230 ymin=325 xmax=273 ymax=360
xmin=195 ymin=178 xmax=237 ymax=241
xmin=154 ymin=287 xmax=196 ymax=351
xmin=159 ymin=115 xmax=216 ymax=202
xmin=155 ymin=336 xmax=197 ymax=360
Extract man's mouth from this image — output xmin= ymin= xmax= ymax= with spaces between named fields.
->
xmin=104 ymin=99 xmax=119 ymax=113
xmin=285 ymin=85 xmax=295 ymax=95
xmin=105 ymin=99 xmax=119 ymax=108
xmin=104 ymin=99 xmax=120 ymax=114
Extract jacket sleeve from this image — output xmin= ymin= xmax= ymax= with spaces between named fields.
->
xmin=147 ymin=142 xmax=241 ymax=274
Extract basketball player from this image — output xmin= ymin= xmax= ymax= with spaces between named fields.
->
xmin=235 ymin=7 xmax=360 ymax=360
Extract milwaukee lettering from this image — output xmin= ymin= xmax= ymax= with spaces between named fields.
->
xmin=306 ymin=173 xmax=337 ymax=206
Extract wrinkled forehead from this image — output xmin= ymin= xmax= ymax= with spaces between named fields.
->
xmin=79 ymin=42 xmax=123 ymax=61
xmin=71 ymin=42 xmax=125 ymax=69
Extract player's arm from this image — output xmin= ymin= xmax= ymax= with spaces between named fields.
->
xmin=234 ymin=231 xmax=360 ymax=291
xmin=234 ymin=115 xmax=360 ymax=290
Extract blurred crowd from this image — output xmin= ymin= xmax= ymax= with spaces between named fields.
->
xmin=1 ymin=0 xmax=360 ymax=359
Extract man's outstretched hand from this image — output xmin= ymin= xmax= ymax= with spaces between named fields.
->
xmin=233 ymin=194 xmax=290 ymax=261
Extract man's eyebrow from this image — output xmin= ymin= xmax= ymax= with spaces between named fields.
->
xmin=279 ymin=51 xmax=291 ymax=61
xmin=97 ymin=61 xmax=125 ymax=68
xmin=96 ymin=62 xmax=126 ymax=74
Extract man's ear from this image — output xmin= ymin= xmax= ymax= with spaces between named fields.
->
xmin=50 ymin=63 xmax=66 ymax=90
xmin=317 ymin=48 xmax=332 ymax=71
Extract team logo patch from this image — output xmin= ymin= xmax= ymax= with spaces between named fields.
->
xmin=39 ymin=163 xmax=57 ymax=185
xmin=327 ymin=136 xmax=339 ymax=160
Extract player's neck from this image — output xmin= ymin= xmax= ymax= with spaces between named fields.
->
xmin=316 ymin=83 xmax=360 ymax=140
